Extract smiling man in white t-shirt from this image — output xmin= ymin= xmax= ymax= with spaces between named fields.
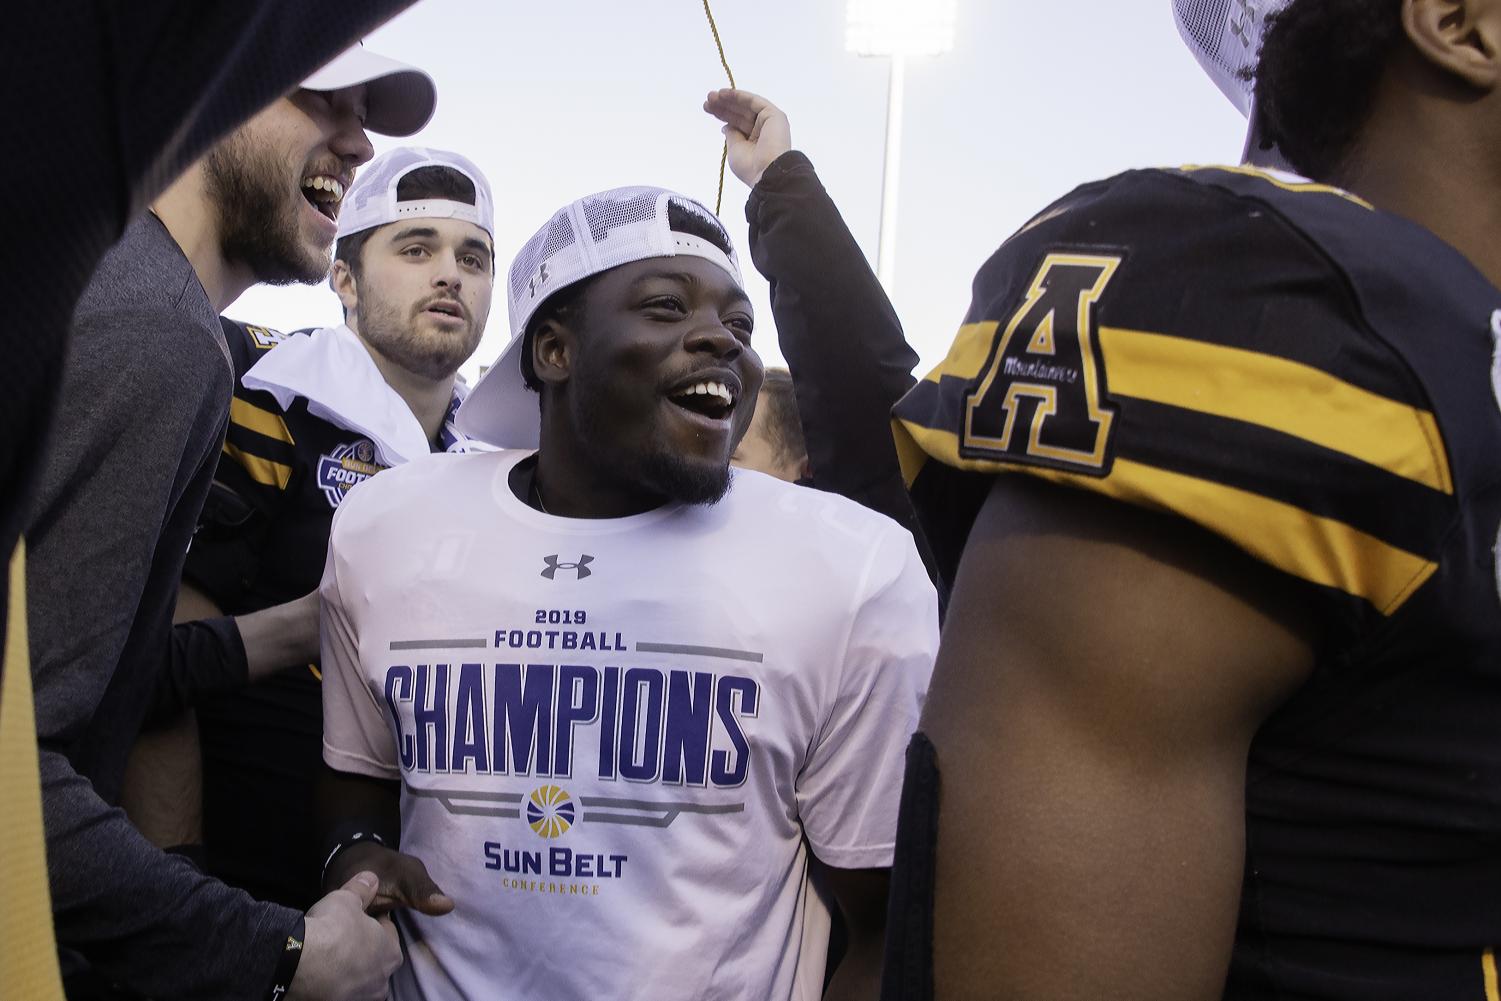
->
xmin=317 ymin=186 xmax=937 ymax=1000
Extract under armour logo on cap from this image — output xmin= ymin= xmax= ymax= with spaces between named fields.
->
xmin=542 ymin=554 xmax=594 ymax=580
xmin=528 ymin=262 xmax=550 ymax=299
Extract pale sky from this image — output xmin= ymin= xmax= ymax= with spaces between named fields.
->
xmin=228 ymin=0 xmax=1250 ymax=383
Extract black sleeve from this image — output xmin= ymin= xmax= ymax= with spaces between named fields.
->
xmin=147 ymin=616 xmax=249 ymax=727
xmin=184 ymin=326 xmax=298 ymax=610
xmin=745 ymin=152 xmax=942 ymax=590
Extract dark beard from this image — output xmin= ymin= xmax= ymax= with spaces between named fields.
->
xmin=204 ymin=131 xmax=329 ymax=286
xmin=635 ymin=447 xmax=733 ymax=506
xmin=572 ymin=387 xmax=732 ymax=507
xmin=356 ymin=291 xmax=476 ymax=382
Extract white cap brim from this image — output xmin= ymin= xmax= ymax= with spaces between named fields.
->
xmin=455 ymin=331 xmax=537 ymax=449
xmin=302 ymin=45 xmax=437 ymax=137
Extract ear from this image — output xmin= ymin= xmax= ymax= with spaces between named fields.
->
xmin=1404 ymin=0 xmax=1501 ymax=90
xmin=330 ymin=258 xmax=359 ymax=313
xmin=531 ymin=317 xmax=576 ymax=389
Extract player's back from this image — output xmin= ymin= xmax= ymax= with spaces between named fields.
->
xmin=894 ymin=165 xmax=1501 ymax=998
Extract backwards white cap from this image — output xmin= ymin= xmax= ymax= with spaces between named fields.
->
xmin=335 ymin=146 xmax=494 ymax=240
xmin=301 ymin=44 xmax=437 ymax=137
xmin=1172 ymin=0 xmax=1291 ymax=116
xmin=456 ymin=186 xmax=743 ymax=450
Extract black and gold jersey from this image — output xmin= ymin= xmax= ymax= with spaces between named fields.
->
xmin=187 ymin=319 xmax=391 ymax=617
xmin=894 ymin=166 xmax=1501 ymax=998
xmin=184 ymin=318 xmax=393 ymax=909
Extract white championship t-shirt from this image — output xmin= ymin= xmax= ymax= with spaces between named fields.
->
xmin=321 ymin=449 xmax=938 ymax=1001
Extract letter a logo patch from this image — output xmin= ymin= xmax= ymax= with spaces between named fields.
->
xmin=542 ymin=554 xmax=594 ymax=580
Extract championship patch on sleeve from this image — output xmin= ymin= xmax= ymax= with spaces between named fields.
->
xmin=959 ymin=252 xmax=1122 ymax=476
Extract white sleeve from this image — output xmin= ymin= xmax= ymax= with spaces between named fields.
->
xmin=796 ymin=526 xmax=939 ymax=869
xmin=320 ymin=504 xmax=401 ymax=780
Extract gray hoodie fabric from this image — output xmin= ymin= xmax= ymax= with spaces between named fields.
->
xmin=26 ymin=213 xmax=299 ymax=999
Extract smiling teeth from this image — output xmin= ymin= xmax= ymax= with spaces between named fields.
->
xmin=302 ymin=176 xmax=345 ymax=199
xmin=680 ymin=381 xmax=734 ymax=406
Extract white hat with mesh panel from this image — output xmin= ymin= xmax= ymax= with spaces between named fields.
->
xmin=335 ymin=146 xmax=494 ymax=239
xmin=455 ymin=186 xmax=744 ymax=450
xmin=1172 ymin=0 xmax=1290 ymax=116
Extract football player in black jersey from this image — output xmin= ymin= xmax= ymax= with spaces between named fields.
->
xmin=178 ymin=147 xmax=496 ymax=911
xmin=884 ymin=1 xmax=1501 ymax=999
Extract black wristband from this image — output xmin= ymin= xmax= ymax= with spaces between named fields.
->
xmin=266 ymin=915 xmax=306 ymax=1001
xmin=321 ymin=830 xmax=387 ymax=886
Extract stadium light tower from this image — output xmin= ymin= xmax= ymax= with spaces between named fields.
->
xmin=846 ymin=0 xmax=957 ymax=293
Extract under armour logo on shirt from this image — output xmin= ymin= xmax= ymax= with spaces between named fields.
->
xmin=542 ymin=554 xmax=594 ymax=580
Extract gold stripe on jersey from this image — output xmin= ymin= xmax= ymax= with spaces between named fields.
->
xmin=230 ymin=397 xmax=294 ymax=446
xmin=223 ymin=442 xmax=292 ymax=490
xmin=914 ymin=322 xmax=1452 ymax=494
xmin=1098 ymin=326 xmax=1453 ymax=494
xmin=1485 ymin=949 xmax=1499 ymax=1001
xmin=894 ymin=421 xmax=1438 ymax=614
xmin=1178 ymin=164 xmax=1375 ymax=210
xmin=0 ymin=541 xmax=66 ymax=999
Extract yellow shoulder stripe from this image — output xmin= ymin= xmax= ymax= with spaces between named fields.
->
xmin=1178 ymin=164 xmax=1374 ymax=210
xmin=229 ymin=397 xmax=293 ymax=446
xmin=1098 ymin=326 xmax=1452 ymax=495
xmin=917 ymin=321 xmax=1452 ymax=494
xmin=222 ymin=442 xmax=291 ymax=490
xmin=892 ymin=421 xmax=1437 ymax=615
xmin=919 ymin=321 xmax=999 ymax=385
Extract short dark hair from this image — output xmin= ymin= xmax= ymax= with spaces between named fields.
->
xmin=1251 ymin=0 xmax=1405 ymax=179
xmin=757 ymin=368 xmax=807 ymax=467
xmin=334 ymin=165 xmax=481 ymax=277
xmin=666 ymin=199 xmax=735 ymax=259
xmin=519 ymin=275 xmax=596 ymax=392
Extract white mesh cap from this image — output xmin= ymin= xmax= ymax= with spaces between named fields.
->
xmin=455 ymin=186 xmax=744 ymax=450
xmin=335 ymin=146 xmax=494 ymax=239
xmin=1173 ymin=0 xmax=1290 ymax=116
xmin=301 ymin=44 xmax=437 ymax=137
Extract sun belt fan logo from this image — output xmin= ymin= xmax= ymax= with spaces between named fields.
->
xmin=527 ymin=785 xmax=576 ymax=838
xmin=317 ymin=439 xmax=386 ymax=508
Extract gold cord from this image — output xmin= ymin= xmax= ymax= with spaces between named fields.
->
xmin=702 ymin=0 xmax=736 ymax=214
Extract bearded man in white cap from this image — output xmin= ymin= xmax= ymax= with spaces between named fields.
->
xmin=315 ymin=186 xmax=938 ymax=1000
xmin=26 ymin=44 xmax=437 ymax=1001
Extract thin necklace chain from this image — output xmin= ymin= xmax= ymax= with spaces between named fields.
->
xmin=530 ymin=473 xmax=550 ymax=515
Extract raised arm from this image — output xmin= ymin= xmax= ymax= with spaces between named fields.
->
xmin=705 ymin=90 xmax=928 ymax=555
xmin=910 ymin=475 xmax=1316 ymax=999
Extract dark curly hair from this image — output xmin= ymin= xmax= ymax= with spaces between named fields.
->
xmin=1251 ymin=0 xmax=1405 ymax=179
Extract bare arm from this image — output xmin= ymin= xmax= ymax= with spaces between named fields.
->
xmin=119 ymin=583 xmax=220 ymax=845
xmin=821 ymin=863 xmax=889 ymax=1001
xmin=924 ymin=476 xmax=1316 ymax=1000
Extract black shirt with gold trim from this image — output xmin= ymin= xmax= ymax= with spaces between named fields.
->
xmin=183 ymin=318 xmax=392 ymax=909
xmin=893 ymin=166 xmax=1501 ymax=999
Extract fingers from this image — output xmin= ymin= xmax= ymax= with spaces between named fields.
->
xmin=703 ymin=88 xmax=764 ymax=137
xmin=398 ymin=859 xmax=456 ymax=916
xmin=341 ymin=870 xmax=381 ymax=911
xmin=377 ymin=914 xmax=401 ymax=955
